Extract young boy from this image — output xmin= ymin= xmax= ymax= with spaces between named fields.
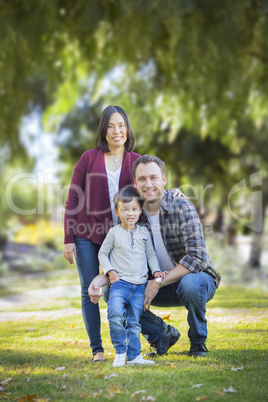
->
xmin=98 ymin=187 xmax=166 ymax=367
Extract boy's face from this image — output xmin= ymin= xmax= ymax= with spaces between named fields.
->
xmin=114 ymin=198 xmax=142 ymax=230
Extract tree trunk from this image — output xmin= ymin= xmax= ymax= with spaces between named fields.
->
xmin=248 ymin=194 xmax=268 ymax=268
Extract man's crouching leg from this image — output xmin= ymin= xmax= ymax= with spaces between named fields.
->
xmin=140 ymin=309 xmax=180 ymax=356
xmin=176 ymin=272 xmax=216 ymax=357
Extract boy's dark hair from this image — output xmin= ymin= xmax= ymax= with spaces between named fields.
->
xmin=114 ymin=187 xmax=143 ymax=210
xmin=132 ymin=154 xmax=166 ymax=178
xmin=96 ymin=105 xmax=135 ymax=152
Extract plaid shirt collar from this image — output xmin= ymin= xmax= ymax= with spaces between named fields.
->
xmin=139 ymin=190 xmax=221 ymax=288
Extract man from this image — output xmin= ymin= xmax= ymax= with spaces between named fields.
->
xmin=89 ymin=155 xmax=221 ymax=357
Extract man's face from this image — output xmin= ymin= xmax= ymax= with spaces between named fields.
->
xmin=134 ymin=162 xmax=166 ymax=204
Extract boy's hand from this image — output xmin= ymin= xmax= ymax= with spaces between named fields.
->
xmin=108 ymin=270 xmax=120 ymax=284
xmin=153 ymin=271 xmax=170 ymax=279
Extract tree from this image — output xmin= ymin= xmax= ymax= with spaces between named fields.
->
xmin=0 ymin=0 xmax=267 ymax=157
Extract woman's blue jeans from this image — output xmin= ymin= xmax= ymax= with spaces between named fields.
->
xmin=140 ymin=272 xmax=216 ymax=345
xmin=108 ymin=280 xmax=146 ymax=360
xmin=74 ymin=236 xmax=103 ymax=356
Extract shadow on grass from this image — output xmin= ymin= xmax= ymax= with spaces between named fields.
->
xmin=2 ymin=347 xmax=267 ymax=369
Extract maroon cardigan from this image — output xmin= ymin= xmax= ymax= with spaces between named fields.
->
xmin=64 ymin=148 xmax=140 ymax=245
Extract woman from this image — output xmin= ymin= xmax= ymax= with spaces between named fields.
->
xmin=63 ymin=106 xmax=140 ymax=362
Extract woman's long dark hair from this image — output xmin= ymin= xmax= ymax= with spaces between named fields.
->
xmin=96 ymin=105 xmax=135 ymax=152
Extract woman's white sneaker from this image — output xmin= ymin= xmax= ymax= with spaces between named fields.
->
xmin=113 ymin=352 xmax=126 ymax=367
xmin=128 ymin=354 xmax=155 ymax=365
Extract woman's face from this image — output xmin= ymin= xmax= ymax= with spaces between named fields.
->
xmin=105 ymin=112 xmax=127 ymax=151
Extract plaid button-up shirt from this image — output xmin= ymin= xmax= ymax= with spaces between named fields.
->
xmin=139 ymin=190 xmax=221 ymax=288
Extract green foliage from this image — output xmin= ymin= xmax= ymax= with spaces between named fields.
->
xmin=1 ymin=0 xmax=268 ymax=155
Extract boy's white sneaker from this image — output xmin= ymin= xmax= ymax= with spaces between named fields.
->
xmin=127 ymin=354 xmax=155 ymax=365
xmin=113 ymin=352 xmax=126 ymax=367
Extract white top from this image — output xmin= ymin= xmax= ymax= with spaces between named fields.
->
xmin=106 ymin=166 xmax=121 ymax=226
xmin=98 ymin=224 xmax=161 ymax=284
xmin=144 ymin=210 xmax=175 ymax=271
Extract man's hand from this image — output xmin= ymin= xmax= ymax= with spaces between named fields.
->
xmin=170 ymin=188 xmax=188 ymax=200
xmin=153 ymin=271 xmax=170 ymax=279
xmin=108 ymin=270 xmax=120 ymax=284
xmin=143 ymin=280 xmax=160 ymax=311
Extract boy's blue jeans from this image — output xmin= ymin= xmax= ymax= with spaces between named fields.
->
xmin=108 ymin=280 xmax=146 ymax=360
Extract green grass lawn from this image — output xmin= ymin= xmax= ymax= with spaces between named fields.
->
xmin=0 ymin=286 xmax=267 ymax=401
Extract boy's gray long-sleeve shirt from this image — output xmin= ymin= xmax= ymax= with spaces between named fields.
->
xmin=98 ymin=224 xmax=160 ymax=284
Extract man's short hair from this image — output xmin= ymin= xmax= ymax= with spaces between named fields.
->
xmin=114 ymin=186 xmax=143 ymax=210
xmin=132 ymin=154 xmax=166 ymax=178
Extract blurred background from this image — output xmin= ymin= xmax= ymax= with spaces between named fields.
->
xmin=0 ymin=0 xmax=268 ymax=295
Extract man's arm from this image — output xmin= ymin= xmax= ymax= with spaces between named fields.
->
xmin=88 ymin=272 xmax=109 ymax=304
xmin=144 ymin=197 xmax=212 ymax=310
xmin=144 ymin=264 xmax=190 ymax=310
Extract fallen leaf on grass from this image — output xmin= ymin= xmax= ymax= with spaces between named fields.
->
xmin=223 ymin=386 xmax=237 ymax=393
xmin=131 ymin=390 xmax=146 ymax=397
xmin=0 ymin=391 xmax=9 ymax=398
xmin=107 ymin=384 xmax=123 ymax=394
xmin=231 ymin=366 xmax=244 ymax=371
xmin=20 ymin=363 xmax=30 ymax=375
xmin=55 ymin=367 xmax=65 ymax=371
xmin=16 ymin=395 xmax=37 ymax=402
xmin=141 ymin=396 xmax=156 ymax=401
xmin=192 ymin=384 xmax=203 ymax=389
xmin=21 ymin=367 xmax=30 ymax=375
xmin=215 ymin=389 xmax=225 ymax=396
xmin=0 ymin=378 xmax=12 ymax=386
xmin=62 ymin=340 xmax=79 ymax=346
xmin=162 ymin=314 xmax=171 ymax=321
xmin=104 ymin=374 xmax=118 ymax=379
xmin=165 ymin=362 xmax=176 ymax=367
xmin=196 ymin=396 xmax=209 ymax=401
xmin=80 ymin=392 xmax=102 ymax=398
xmin=170 ymin=393 xmax=177 ymax=397
xmin=57 ymin=386 xmax=66 ymax=391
